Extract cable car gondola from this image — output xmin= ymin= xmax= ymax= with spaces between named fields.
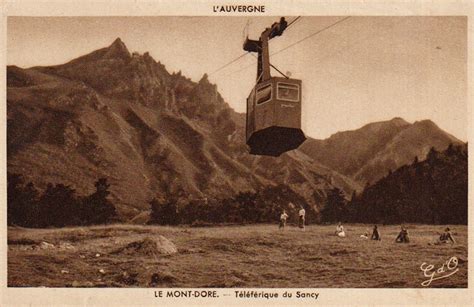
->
xmin=244 ymin=17 xmax=306 ymax=157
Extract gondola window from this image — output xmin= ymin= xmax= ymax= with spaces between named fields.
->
xmin=256 ymin=84 xmax=272 ymax=105
xmin=277 ymin=83 xmax=299 ymax=102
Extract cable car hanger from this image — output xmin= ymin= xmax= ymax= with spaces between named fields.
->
xmin=209 ymin=16 xmax=302 ymax=77
xmin=250 ymin=53 xmax=290 ymax=80
xmin=243 ymin=17 xmax=288 ymax=82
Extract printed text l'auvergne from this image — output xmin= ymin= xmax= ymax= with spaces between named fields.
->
xmin=213 ymin=5 xmax=265 ymax=13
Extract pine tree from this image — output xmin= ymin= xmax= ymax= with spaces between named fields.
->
xmin=38 ymin=183 xmax=79 ymax=227
xmin=7 ymin=173 xmax=39 ymax=227
xmin=149 ymin=196 xmax=180 ymax=225
xmin=82 ymin=178 xmax=117 ymax=225
xmin=346 ymin=144 xmax=467 ymax=225
xmin=320 ymin=188 xmax=347 ymax=223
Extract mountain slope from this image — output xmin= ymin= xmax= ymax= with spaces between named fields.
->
xmin=353 ymin=119 xmax=461 ymax=184
xmin=300 ymin=117 xmax=461 ymax=185
xmin=348 ymin=143 xmax=468 ymax=224
xmin=7 ymin=38 xmax=359 ymax=220
xmin=8 ymin=38 xmax=462 ymax=220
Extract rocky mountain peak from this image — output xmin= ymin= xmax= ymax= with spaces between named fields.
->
xmin=103 ymin=37 xmax=131 ymax=59
xmin=413 ymin=119 xmax=438 ymax=129
xmin=389 ymin=117 xmax=410 ymax=127
xmin=199 ymin=73 xmax=210 ymax=83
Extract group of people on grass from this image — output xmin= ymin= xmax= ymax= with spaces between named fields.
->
xmin=279 ymin=206 xmax=305 ymax=231
xmin=379 ymin=225 xmax=455 ymax=244
xmin=279 ymin=208 xmax=456 ymax=244
xmin=360 ymin=224 xmax=381 ymax=240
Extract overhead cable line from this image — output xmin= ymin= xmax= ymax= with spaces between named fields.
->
xmin=270 ymin=16 xmax=351 ymax=57
xmin=208 ymin=52 xmax=249 ymax=76
xmin=286 ymin=16 xmax=302 ymax=28
xmin=210 ymin=16 xmax=302 ymax=77
xmin=223 ymin=16 xmax=351 ymax=78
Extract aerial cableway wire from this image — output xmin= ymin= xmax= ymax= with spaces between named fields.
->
xmin=208 ymin=52 xmax=249 ymax=76
xmin=271 ymin=16 xmax=350 ymax=57
xmin=222 ymin=16 xmax=351 ymax=78
xmin=286 ymin=16 xmax=302 ymax=28
xmin=208 ymin=16 xmax=302 ymax=76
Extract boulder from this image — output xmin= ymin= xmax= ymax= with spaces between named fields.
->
xmin=116 ymin=236 xmax=177 ymax=256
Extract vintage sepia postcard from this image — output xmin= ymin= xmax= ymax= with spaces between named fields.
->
xmin=1 ymin=0 xmax=473 ymax=306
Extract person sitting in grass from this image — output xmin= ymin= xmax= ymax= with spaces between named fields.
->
xmin=395 ymin=225 xmax=409 ymax=243
xmin=335 ymin=222 xmax=345 ymax=237
xmin=279 ymin=209 xmax=289 ymax=230
xmin=437 ymin=227 xmax=456 ymax=244
xmin=371 ymin=225 xmax=381 ymax=241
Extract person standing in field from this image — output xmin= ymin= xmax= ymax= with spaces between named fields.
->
xmin=371 ymin=225 xmax=381 ymax=240
xmin=298 ymin=205 xmax=306 ymax=231
xmin=279 ymin=209 xmax=289 ymax=230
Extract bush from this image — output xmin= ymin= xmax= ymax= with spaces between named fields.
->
xmin=7 ymin=173 xmax=117 ymax=228
xmin=149 ymin=197 xmax=180 ymax=225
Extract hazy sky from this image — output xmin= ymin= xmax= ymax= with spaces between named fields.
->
xmin=7 ymin=16 xmax=467 ymax=140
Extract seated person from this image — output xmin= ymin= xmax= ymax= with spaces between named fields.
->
xmin=395 ymin=226 xmax=410 ymax=243
xmin=371 ymin=225 xmax=381 ymax=241
xmin=437 ymin=227 xmax=456 ymax=244
xmin=359 ymin=228 xmax=370 ymax=239
xmin=335 ymin=222 xmax=346 ymax=237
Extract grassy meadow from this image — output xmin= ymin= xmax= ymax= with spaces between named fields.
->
xmin=7 ymin=224 xmax=467 ymax=288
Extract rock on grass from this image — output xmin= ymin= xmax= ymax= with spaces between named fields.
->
xmin=114 ymin=236 xmax=177 ymax=256
xmin=149 ymin=271 xmax=176 ymax=286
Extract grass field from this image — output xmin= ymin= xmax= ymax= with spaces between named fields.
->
xmin=7 ymin=224 xmax=467 ymax=288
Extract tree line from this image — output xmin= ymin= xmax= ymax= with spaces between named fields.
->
xmin=8 ymin=144 xmax=467 ymax=228
xmin=320 ymin=144 xmax=468 ymax=225
xmin=8 ymin=172 xmax=316 ymax=228
xmin=149 ymin=184 xmax=318 ymax=226
xmin=7 ymin=173 xmax=117 ymax=227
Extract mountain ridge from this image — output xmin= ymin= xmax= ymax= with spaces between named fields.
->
xmin=300 ymin=116 xmax=461 ymax=185
xmin=7 ymin=38 xmax=463 ymax=221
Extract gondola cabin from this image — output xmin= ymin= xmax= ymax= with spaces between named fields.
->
xmin=246 ymin=77 xmax=305 ymax=156
xmin=244 ymin=17 xmax=306 ymax=156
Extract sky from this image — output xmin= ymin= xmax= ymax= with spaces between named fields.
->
xmin=7 ymin=16 xmax=467 ymax=141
